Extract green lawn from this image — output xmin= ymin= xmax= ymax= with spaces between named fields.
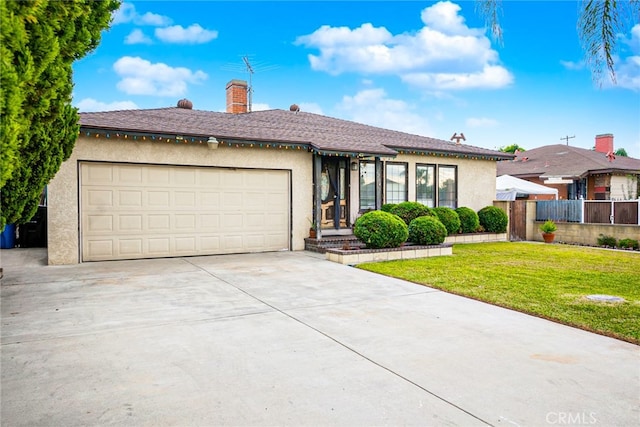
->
xmin=357 ymin=242 xmax=640 ymax=344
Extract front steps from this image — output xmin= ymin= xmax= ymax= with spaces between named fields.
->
xmin=304 ymin=234 xmax=362 ymax=254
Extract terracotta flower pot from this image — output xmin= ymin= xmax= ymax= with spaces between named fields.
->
xmin=542 ymin=232 xmax=555 ymax=244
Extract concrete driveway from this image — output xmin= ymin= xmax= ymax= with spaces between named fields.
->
xmin=1 ymin=249 xmax=638 ymax=426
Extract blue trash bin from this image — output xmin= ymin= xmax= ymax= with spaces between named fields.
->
xmin=1 ymin=224 xmax=16 ymax=249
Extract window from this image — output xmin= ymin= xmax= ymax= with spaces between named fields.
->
xmin=385 ymin=162 xmax=407 ymax=204
xmin=416 ymin=164 xmax=435 ymax=207
xmin=359 ymin=161 xmax=376 ymax=210
xmin=438 ymin=165 xmax=457 ymax=208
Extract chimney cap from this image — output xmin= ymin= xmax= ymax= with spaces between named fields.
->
xmin=177 ymin=98 xmax=193 ymax=109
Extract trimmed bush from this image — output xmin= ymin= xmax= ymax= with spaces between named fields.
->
xmin=353 ymin=210 xmax=408 ymax=249
xmin=597 ymin=234 xmax=617 ymax=247
xmin=455 ymin=207 xmax=480 ymax=234
xmin=390 ymin=201 xmax=434 ymax=225
xmin=408 ymin=216 xmax=447 ymax=245
xmin=432 ymin=207 xmax=461 ymax=235
xmin=477 ymin=206 xmax=508 ymax=233
xmin=618 ymin=238 xmax=639 ymax=250
xmin=380 ymin=203 xmax=397 ymax=213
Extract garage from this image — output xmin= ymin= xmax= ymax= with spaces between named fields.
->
xmin=80 ymin=162 xmax=290 ymax=261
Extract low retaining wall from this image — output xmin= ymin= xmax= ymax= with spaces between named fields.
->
xmin=445 ymin=233 xmax=507 ymax=244
xmin=531 ymin=222 xmax=640 ymax=245
xmin=326 ymin=244 xmax=453 ymax=265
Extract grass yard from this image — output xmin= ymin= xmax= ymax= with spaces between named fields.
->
xmin=357 ymin=242 xmax=640 ymax=344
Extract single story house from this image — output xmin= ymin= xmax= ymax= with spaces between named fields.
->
xmin=496 ymin=134 xmax=640 ymax=200
xmin=47 ymin=79 xmax=513 ymax=264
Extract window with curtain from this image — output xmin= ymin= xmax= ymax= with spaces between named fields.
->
xmin=359 ymin=161 xmax=376 ymax=210
xmin=416 ymin=164 xmax=435 ymax=207
xmin=385 ymin=162 xmax=407 ymax=204
xmin=438 ymin=165 xmax=457 ymax=208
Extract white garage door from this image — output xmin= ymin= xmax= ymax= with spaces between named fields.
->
xmin=80 ymin=162 xmax=290 ymax=261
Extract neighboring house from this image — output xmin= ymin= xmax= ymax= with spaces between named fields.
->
xmin=496 ymin=134 xmax=640 ymax=201
xmin=47 ymin=79 xmax=512 ymax=264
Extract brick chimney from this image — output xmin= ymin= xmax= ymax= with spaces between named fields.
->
xmin=595 ymin=133 xmax=614 ymax=153
xmin=226 ymin=79 xmax=248 ymax=114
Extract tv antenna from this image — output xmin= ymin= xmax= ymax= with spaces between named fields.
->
xmin=560 ymin=135 xmax=575 ymax=145
xmin=222 ymin=55 xmax=278 ymax=113
xmin=242 ymin=56 xmax=254 ymax=112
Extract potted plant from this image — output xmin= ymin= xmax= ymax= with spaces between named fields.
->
xmin=539 ymin=219 xmax=557 ymax=243
xmin=308 ymin=218 xmax=317 ymax=239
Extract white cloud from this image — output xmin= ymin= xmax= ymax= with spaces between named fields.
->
xmin=402 ymin=65 xmax=513 ymax=90
xmin=560 ymin=60 xmax=585 ymax=71
xmin=125 ymin=29 xmax=152 ymax=45
xmin=155 ymin=24 xmax=218 ymax=44
xmin=295 ymin=0 xmax=512 ymax=91
xmin=613 ymin=24 xmax=640 ymax=91
xmin=335 ymin=88 xmax=432 ymax=137
xmin=623 ymin=24 xmax=640 ymax=53
xmin=137 ymin=11 xmax=172 ymax=26
xmin=466 ymin=117 xmax=499 ymax=128
xmin=613 ymin=55 xmax=640 ymax=91
xmin=112 ymin=2 xmax=171 ymax=26
xmin=76 ymin=98 xmax=138 ymax=112
xmin=113 ymin=56 xmax=207 ymax=97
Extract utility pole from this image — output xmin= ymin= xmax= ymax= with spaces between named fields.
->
xmin=560 ymin=135 xmax=575 ymax=145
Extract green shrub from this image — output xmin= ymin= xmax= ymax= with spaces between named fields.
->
xmin=455 ymin=207 xmax=480 ymax=233
xmin=597 ymin=234 xmax=617 ymax=247
xmin=477 ymin=206 xmax=508 ymax=233
xmin=432 ymin=207 xmax=461 ymax=235
xmin=353 ymin=210 xmax=408 ymax=249
xmin=390 ymin=201 xmax=434 ymax=225
xmin=380 ymin=203 xmax=396 ymax=213
xmin=618 ymin=238 xmax=639 ymax=250
xmin=408 ymin=216 xmax=447 ymax=245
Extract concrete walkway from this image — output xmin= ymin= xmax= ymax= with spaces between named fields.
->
xmin=1 ymin=249 xmax=638 ymax=426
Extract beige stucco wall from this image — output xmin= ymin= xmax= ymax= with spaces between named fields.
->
xmin=47 ymin=136 xmax=312 ymax=264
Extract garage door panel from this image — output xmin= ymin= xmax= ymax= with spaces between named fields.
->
xmin=118 ymin=167 xmax=143 ymax=184
xmin=84 ymin=164 xmax=114 ymax=184
xmin=88 ymin=240 xmax=114 ymax=258
xmin=148 ymin=167 xmax=170 ymax=184
xmin=148 ymin=214 xmax=170 ymax=231
xmin=81 ymin=163 xmax=290 ymax=261
xmin=87 ymin=215 xmax=113 ymax=232
xmin=200 ymin=214 xmax=220 ymax=229
xmin=174 ymin=169 xmax=196 ymax=186
xmin=175 ymin=237 xmax=197 ymax=252
xmin=119 ymin=239 xmax=143 ymax=256
xmin=200 ymin=236 xmax=220 ymax=251
xmin=119 ymin=190 xmax=143 ymax=207
xmin=175 ymin=214 xmax=196 ymax=230
xmin=148 ymin=238 xmax=170 ymax=254
xmin=87 ymin=190 xmax=113 ymax=208
xmin=148 ymin=191 xmax=170 ymax=207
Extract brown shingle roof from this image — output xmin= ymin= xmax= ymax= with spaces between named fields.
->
xmin=496 ymin=144 xmax=640 ymax=178
xmin=79 ymin=107 xmax=513 ymax=159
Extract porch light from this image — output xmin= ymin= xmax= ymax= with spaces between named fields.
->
xmin=207 ymin=137 xmax=219 ymax=150
xmin=350 ymin=161 xmax=358 ymax=171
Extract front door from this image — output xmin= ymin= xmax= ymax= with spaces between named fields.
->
xmin=320 ymin=157 xmax=349 ymax=230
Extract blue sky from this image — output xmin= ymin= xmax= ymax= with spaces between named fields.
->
xmin=72 ymin=1 xmax=640 ymax=158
